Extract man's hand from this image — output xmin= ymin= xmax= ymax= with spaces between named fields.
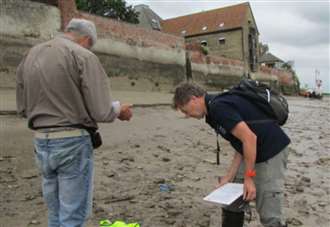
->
xmin=217 ymin=175 xmax=231 ymax=188
xmin=216 ymin=153 xmax=242 ymax=188
xmin=243 ymin=176 xmax=256 ymax=201
xmin=118 ymin=104 xmax=132 ymax=121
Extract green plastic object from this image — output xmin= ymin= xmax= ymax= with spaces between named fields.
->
xmin=111 ymin=221 xmax=140 ymax=227
xmin=99 ymin=219 xmax=112 ymax=227
xmin=99 ymin=220 xmax=140 ymax=227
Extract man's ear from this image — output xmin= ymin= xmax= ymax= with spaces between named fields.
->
xmin=87 ymin=36 xmax=93 ymax=47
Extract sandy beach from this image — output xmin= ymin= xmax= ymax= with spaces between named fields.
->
xmin=0 ymin=94 xmax=329 ymax=227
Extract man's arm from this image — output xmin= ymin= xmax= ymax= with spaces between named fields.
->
xmin=231 ymin=121 xmax=257 ymax=201
xmin=80 ymin=54 xmax=131 ymax=122
xmin=16 ymin=56 xmax=27 ymax=118
xmin=218 ymin=152 xmax=242 ymax=187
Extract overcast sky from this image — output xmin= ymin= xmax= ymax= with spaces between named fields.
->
xmin=126 ymin=0 xmax=330 ymax=92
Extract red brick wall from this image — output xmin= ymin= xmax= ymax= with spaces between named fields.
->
xmin=80 ymin=13 xmax=184 ymax=50
xmin=57 ymin=0 xmax=184 ymax=50
xmin=260 ymin=65 xmax=294 ymax=85
xmin=189 ymin=50 xmax=294 ymax=86
xmin=189 ymin=51 xmax=244 ymax=67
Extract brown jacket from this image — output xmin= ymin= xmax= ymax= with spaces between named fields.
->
xmin=16 ymin=36 xmax=119 ymax=129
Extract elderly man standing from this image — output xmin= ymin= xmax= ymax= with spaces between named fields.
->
xmin=16 ymin=18 xmax=132 ymax=227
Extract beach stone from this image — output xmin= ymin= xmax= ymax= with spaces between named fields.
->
xmin=316 ymin=157 xmax=330 ymax=165
xmin=7 ymin=184 xmax=20 ymax=189
xmin=287 ymin=217 xmax=303 ymax=226
xmin=203 ymin=159 xmax=216 ymax=164
xmin=298 ymin=209 xmax=309 ymax=216
xmin=106 ymin=172 xmax=115 ymax=178
xmin=30 ymin=219 xmax=40 ymax=225
xmin=157 ymin=145 xmax=171 ymax=152
xmin=296 ymin=185 xmax=304 ymax=193
xmin=164 ymin=218 xmax=176 ymax=225
xmin=318 ymin=202 xmax=326 ymax=207
xmin=21 ymin=170 xmax=38 ymax=179
xmin=148 ymin=203 xmax=155 ymax=208
xmin=162 ymin=157 xmax=171 ymax=162
xmin=193 ymin=176 xmax=201 ymax=181
xmin=102 ymin=160 xmax=109 ymax=166
xmin=120 ymin=156 xmax=135 ymax=162
xmin=94 ymin=206 xmax=105 ymax=214
xmin=154 ymin=178 xmax=166 ymax=184
xmin=301 ymin=176 xmax=311 ymax=183
xmin=175 ymin=174 xmax=184 ymax=181
xmin=168 ymin=209 xmax=182 ymax=216
xmin=24 ymin=195 xmax=36 ymax=201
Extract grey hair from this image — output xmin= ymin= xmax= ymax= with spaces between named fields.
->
xmin=65 ymin=18 xmax=97 ymax=46
xmin=173 ymin=82 xmax=206 ymax=109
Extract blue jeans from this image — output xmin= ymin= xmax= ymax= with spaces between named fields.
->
xmin=34 ymin=135 xmax=94 ymax=227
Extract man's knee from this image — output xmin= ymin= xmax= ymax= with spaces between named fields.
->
xmin=260 ymin=218 xmax=287 ymax=227
xmin=260 ymin=217 xmax=284 ymax=227
xmin=257 ymin=191 xmax=285 ymax=227
xmin=221 ymin=209 xmax=244 ymax=227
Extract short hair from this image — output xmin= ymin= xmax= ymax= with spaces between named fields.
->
xmin=65 ymin=18 xmax=97 ymax=46
xmin=173 ymin=82 xmax=206 ymax=109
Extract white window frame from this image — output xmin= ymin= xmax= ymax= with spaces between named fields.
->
xmin=201 ymin=40 xmax=208 ymax=46
xmin=218 ymin=37 xmax=226 ymax=45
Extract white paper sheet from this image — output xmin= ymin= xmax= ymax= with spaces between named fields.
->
xmin=203 ymin=183 xmax=243 ymax=205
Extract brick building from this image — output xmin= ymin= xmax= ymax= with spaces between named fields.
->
xmin=161 ymin=2 xmax=259 ymax=73
xmin=259 ymin=52 xmax=284 ymax=69
xmin=134 ymin=4 xmax=162 ymax=31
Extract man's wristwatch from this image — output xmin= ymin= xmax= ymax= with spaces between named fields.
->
xmin=245 ymin=169 xmax=256 ymax=177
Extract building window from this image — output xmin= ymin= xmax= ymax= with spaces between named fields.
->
xmin=201 ymin=40 xmax=208 ymax=46
xmin=218 ymin=37 xmax=226 ymax=45
xmin=151 ymin=19 xmax=161 ymax=30
xmin=202 ymin=26 xmax=208 ymax=31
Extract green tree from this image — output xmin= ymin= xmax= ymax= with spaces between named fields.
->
xmin=281 ymin=61 xmax=301 ymax=93
xmin=76 ymin=0 xmax=139 ymax=24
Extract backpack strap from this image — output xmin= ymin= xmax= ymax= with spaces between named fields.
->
xmin=216 ymin=133 xmax=221 ymax=165
xmin=245 ymin=119 xmax=277 ymax=125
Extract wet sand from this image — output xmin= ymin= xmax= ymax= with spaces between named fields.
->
xmin=0 ymin=96 xmax=329 ymax=227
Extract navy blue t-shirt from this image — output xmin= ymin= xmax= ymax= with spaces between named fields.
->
xmin=205 ymin=93 xmax=290 ymax=163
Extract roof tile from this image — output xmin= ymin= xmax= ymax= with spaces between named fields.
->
xmin=161 ymin=2 xmax=249 ymax=36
